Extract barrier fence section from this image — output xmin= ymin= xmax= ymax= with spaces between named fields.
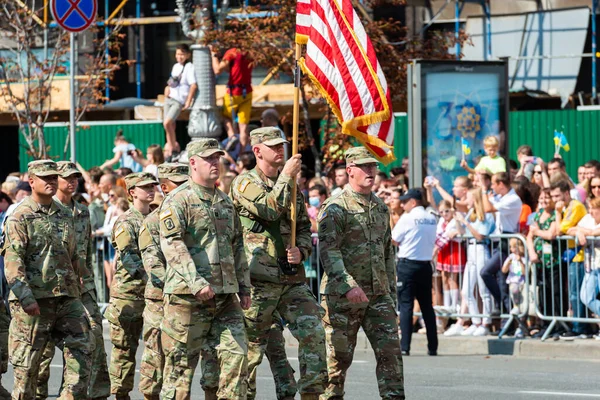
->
xmin=92 ymin=231 xmax=600 ymax=340
xmin=92 ymin=233 xmax=536 ymax=339
xmin=424 ymin=234 xmax=531 ymax=338
xmin=532 ymin=236 xmax=600 ymax=341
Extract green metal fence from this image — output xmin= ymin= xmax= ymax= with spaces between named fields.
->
xmin=19 ymin=110 xmax=599 ymax=179
xmin=19 ymin=121 xmax=165 ymax=171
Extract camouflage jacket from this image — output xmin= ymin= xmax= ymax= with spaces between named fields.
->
xmin=159 ymin=181 xmax=251 ymax=296
xmin=54 ymin=196 xmax=95 ymax=294
xmin=110 ymin=207 xmax=147 ymax=300
xmin=318 ymin=187 xmax=396 ymax=296
xmin=3 ymin=197 xmax=79 ymax=307
xmin=139 ymin=207 xmax=164 ymax=300
xmin=230 ymin=167 xmax=312 ymax=284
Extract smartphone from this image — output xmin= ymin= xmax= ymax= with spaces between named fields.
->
xmin=425 ymin=176 xmax=434 ymax=185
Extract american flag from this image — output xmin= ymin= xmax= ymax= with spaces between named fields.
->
xmin=296 ymin=0 xmax=395 ymax=164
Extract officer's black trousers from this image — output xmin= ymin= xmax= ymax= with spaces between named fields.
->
xmin=397 ymin=259 xmax=438 ymax=353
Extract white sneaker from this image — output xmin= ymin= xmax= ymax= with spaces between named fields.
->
xmin=473 ymin=325 xmax=490 ymax=336
xmin=510 ymin=306 xmax=520 ymax=315
xmin=444 ymin=323 xmax=464 ymax=336
xmin=461 ymin=325 xmax=478 ymax=336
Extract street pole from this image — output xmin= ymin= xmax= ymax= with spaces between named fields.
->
xmin=69 ymin=32 xmax=76 ymax=163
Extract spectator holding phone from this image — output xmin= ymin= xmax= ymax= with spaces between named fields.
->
xmin=515 ymin=145 xmax=536 ymax=181
xmin=100 ymin=130 xmax=142 ymax=173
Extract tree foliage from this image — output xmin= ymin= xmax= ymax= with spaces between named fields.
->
xmin=197 ymin=0 xmax=469 ymax=174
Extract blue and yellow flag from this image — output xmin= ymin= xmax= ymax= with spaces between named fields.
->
xmin=461 ymin=137 xmax=471 ymax=156
xmin=553 ymin=130 xmax=570 ymax=152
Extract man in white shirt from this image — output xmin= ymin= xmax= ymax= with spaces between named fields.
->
xmin=163 ymin=44 xmax=198 ymax=157
xmin=392 ymin=188 xmax=438 ymax=356
xmin=481 ymin=172 xmax=522 ymax=314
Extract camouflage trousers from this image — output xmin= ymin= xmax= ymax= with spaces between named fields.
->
xmin=105 ymin=298 xmax=145 ymax=396
xmin=9 ymin=297 xmax=92 ymax=400
xmin=321 ymin=293 xmax=404 ymax=400
xmin=161 ymin=293 xmax=248 ymax=400
xmin=244 ymin=282 xmax=327 ymax=399
xmin=0 ymin=305 xmax=9 ymax=375
xmin=139 ymin=298 xmax=164 ymax=397
xmin=200 ymin=311 xmax=296 ymax=399
xmin=36 ymin=291 xmax=110 ymax=400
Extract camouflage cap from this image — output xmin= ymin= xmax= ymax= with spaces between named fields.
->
xmin=250 ymin=127 xmax=288 ymax=146
xmin=345 ymin=146 xmax=378 ymax=166
xmin=157 ymin=163 xmax=189 ymax=183
xmin=124 ymin=172 xmax=158 ymax=191
xmin=28 ymin=160 xmax=59 ymax=177
xmin=56 ymin=161 xmax=81 ymax=178
xmin=186 ymin=138 xmax=224 ymax=158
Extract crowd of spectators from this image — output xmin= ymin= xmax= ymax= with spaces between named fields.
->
xmin=2 ymin=122 xmax=600 ymax=342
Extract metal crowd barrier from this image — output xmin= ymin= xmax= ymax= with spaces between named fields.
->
xmin=532 ymin=236 xmax=600 ymax=341
xmin=97 ymin=231 xmax=600 ymax=342
xmin=421 ymin=234 xmax=531 ymax=339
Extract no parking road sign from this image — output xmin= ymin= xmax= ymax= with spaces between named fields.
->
xmin=51 ymin=0 xmax=97 ymax=32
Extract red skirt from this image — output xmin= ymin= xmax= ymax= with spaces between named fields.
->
xmin=437 ymin=241 xmax=466 ymax=273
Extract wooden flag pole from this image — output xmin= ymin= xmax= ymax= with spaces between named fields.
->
xmin=290 ymin=43 xmax=302 ymax=248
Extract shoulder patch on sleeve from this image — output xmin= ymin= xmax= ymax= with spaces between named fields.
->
xmin=138 ymin=225 xmax=152 ymax=250
xmin=115 ymin=227 xmax=125 ymax=238
xmin=160 ymin=209 xmax=182 ymax=237
xmin=318 ymin=211 xmax=328 ymax=223
xmin=160 ymin=209 xmax=172 ymax=220
xmin=238 ymin=179 xmax=250 ymax=193
xmin=114 ymin=226 xmax=132 ymax=251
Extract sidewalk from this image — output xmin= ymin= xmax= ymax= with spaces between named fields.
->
xmin=281 ymin=329 xmax=600 ymax=361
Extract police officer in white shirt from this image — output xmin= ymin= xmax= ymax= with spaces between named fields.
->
xmin=392 ymin=188 xmax=438 ymax=356
xmin=481 ymin=172 xmax=522 ymax=314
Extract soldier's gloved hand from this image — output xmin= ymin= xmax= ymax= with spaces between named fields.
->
xmin=286 ymin=246 xmax=302 ymax=265
xmin=282 ymin=154 xmax=302 ymax=177
xmin=239 ymin=294 xmax=251 ymax=310
xmin=195 ymin=286 xmax=215 ymax=302
xmin=23 ymin=301 xmax=41 ymax=316
xmin=346 ymin=287 xmax=369 ymax=304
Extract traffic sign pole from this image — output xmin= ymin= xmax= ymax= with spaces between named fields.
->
xmin=69 ymin=32 xmax=76 ymax=163
xmin=51 ymin=0 xmax=97 ymax=163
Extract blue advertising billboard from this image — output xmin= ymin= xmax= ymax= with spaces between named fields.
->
xmin=409 ymin=60 xmax=508 ymax=196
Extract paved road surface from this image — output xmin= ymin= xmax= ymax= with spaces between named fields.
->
xmin=4 ymin=331 xmax=600 ymax=399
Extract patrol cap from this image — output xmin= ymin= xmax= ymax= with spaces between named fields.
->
xmin=56 ymin=161 xmax=81 ymax=178
xmin=157 ymin=163 xmax=189 ymax=183
xmin=124 ymin=172 xmax=158 ymax=191
xmin=250 ymin=127 xmax=288 ymax=146
xmin=345 ymin=146 xmax=378 ymax=166
xmin=28 ymin=160 xmax=59 ymax=177
xmin=398 ymin=188 xmax=423 ymax=202
xmin=186 ymin=138 xmax=224 ymax=158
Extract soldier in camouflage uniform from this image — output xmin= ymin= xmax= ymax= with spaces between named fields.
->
xmin=318 ymin=147 xmax=404 ymax=400
xmin=231 ymin=127 xmax=327 ymax=400
xmin=2 ymin=160 xmax=92 ymax=400
xmin=159 ymin=139 xmax=251 ymax=400
xmin=106 ymin=172 xmax=158 ymax=399
xmin=138 ymin=163 xmax=188 ymax=400
xmin=0 ymin=303 xmax=9 ymax=399
xmin=36 ymin=162 xmax=111 ymax=400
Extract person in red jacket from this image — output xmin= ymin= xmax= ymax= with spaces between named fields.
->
xmin=212 ymin=47 xmax=254 ymax=151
